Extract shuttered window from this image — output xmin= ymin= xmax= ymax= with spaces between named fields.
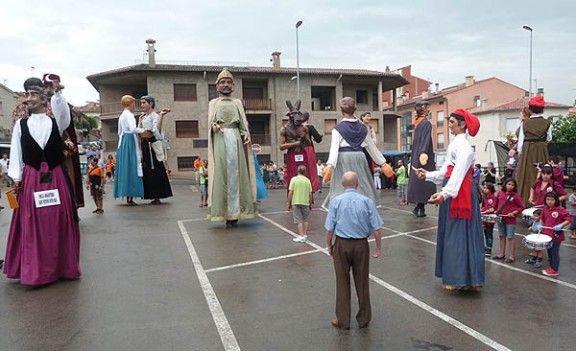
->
xmin=175 ymin=120 xmax=199 ymax=138
xmin=177 ymin=156 xmax=198 ymax=171
xmin=324 ymin=119 xmax=337 ymax=135
xmin=174 ymin=84 xmax=197 ymax=101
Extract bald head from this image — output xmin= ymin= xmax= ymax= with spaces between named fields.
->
xmin=340 ymin=97 xmax=356 ymax=116
xmin=341 ymin=171 xmax=359 ymax=189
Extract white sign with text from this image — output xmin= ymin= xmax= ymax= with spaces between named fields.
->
xmin=34 ymin=189 xmax=61 ymax=208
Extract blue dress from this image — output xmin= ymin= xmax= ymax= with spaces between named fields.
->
xmin=435 ymin=178 xmax=485 ymax=286
xmin=253 ymin=151 xmax=268 ymax=200
xmin=114 ymin=133 xmax=144 ymax=198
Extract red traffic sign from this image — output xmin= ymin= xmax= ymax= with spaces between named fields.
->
xmin=252 ymin=143 xmax=262 ymax=154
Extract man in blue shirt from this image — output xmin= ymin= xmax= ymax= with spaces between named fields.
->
xmin=325 ymin=171 xmax=383 ymax=329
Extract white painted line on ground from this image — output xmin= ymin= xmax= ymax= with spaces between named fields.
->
xmin=259 ymin=214 xmax=511 ymax=351
xmin=180 ymin=217 xmax=208 ymax=223
xmin=177 ymin=220 xmax=241 ymax=351
xmin=379 ymin=205 xmax=439 ymax=219
xmin=404 ymin=234 xmax=576 ymax=290
xmin=205 ymin=249 xmax=321 ymax=273
xmin=369 ymin=274 xmax=511 ymax=351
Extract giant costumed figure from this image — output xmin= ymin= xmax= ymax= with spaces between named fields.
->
xmin=207 ymin=69 xmax=257 ymax=228
xmin=279 ymin=100 xmax=320 ymax=194
xmin=407 ymin=100 xmax=436 ymax=217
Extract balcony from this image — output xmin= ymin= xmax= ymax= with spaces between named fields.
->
xmin=100 ymin=100 xmax=143 ymax=119
xmin=243 ymin=99 xmax=271 ymax=111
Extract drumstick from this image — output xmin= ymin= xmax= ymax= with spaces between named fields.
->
xmin=539 ymin=225 xmax=569 ymax=232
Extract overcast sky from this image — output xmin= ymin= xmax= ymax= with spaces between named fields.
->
xmin=2 ymin=0 xmax=575 ymax=106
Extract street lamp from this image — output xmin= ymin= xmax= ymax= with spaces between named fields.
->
xmin=295 ymin=20 xmax=303 ymax=101
xmin=522 ymin=25 xmax=533 ymax=97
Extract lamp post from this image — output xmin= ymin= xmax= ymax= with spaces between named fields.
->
xmin=295 ymin=20 xmax=303 ymax=101
xmin=522 ymin=25 xmax=533 ymax=97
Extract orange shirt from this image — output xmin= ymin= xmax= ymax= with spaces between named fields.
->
xmin=106 ymin=161 xmax=115 ymax=173
xmin=88 ymin=165 xmax=104 ymax=178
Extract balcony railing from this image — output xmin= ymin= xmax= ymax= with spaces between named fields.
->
xmin=243 ymin=99 xmax=271 ymax=111
xmin=100 ymin=100 xmax=143 ymax=116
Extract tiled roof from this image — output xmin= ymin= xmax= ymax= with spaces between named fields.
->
xmin=87 ymin=64 xmax=408 ymax=89
xmin=473 ymin=97 xmax=570 ymax=114
xmin=89 ymin=63 xmax=406 ymax=78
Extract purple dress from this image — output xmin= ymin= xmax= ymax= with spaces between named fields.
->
xmin=3 ymin=118 xmax=81 ymax=286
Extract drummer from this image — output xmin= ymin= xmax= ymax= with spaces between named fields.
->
xmin=480 ymin=183 xmax=497 ymax=257
xmin=534 ymin=192 xmax=572 ymax=277
xmin=493 ymin=178 xmax=524 ymax=263
xmin=524 ymin=164 xmax=566 ymax=266
xmin=528 ymin=163 xmax=567 ymax=207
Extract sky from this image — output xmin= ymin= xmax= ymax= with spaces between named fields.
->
xmin=1 ymin=0 xmax=575 ymax=106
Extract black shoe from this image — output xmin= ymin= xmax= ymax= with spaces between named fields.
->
xmin=524 ymin=257 xmax=536 ymax=265
xmin=0 ymin=259 xmax=3 ymax=269
xmin=484 ymin=250 xmax=492 ymax=257
xmin=412 ymin=207 xmax=419 ymax=217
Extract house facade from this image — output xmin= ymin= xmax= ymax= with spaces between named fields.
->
xmin=87 ymin=42 xmax=408 ymax=177
xmin=473 ymin=97 xmax=571 ymax=167
xmin=0 ymin=83 xmax=16 ymax=141
xmin=390 ymin=76 xmax=528 ymax=163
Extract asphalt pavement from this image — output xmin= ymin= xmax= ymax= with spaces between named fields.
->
xmin=1 ymin=180 xmax=575 ymax=350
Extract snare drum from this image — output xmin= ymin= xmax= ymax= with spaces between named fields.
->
xmin=522 ymin=234 xmax=553 ymax=250
xmin=481 ymin=214 xmax=501 ymax=224
xmin=522 ymin=206 xmax=543 ymax=221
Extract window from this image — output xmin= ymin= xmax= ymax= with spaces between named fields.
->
xmin=208 ymin=84 xmax=218 ymax=100
xmin=437 ymin=133 xmax=445 ymax=149
xmin=0 ymin=101 xmax=3 ymax=115
xmin=177 ymin=156 xmax=198 ymax=171
xmin=193 ymin=139 xmax=208 ymax=148
xmin=175 ymin=120 xmax=199 ymax=138
xmin=356 ymin=90 xmax=368 ymax=104
xmin=437 ymin=111 xmax=445 ymax=128
xmin=311 ymin=86 xmax=336 ymax=111
xmin=324 ymin=119 xmax=337 ymax=134
xmin=174 ymin=84 xmax=197 ymax=101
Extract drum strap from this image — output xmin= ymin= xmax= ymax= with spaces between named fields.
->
xmin=496 ymin=194 xmax=514 ymax=215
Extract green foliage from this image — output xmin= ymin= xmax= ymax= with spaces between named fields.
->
xmin=74 ymin=115 xmax=99 ymax=131
xmin=552 ymin=115 xmax=576 ymax=143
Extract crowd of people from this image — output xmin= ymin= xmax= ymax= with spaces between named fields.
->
xmin=1 ymin=70 xmax=573 ymax=334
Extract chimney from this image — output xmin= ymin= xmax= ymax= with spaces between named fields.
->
xmin=537 ymin=87 xmax=544 ymax=96
xmin=465 ymin=75 xmax=474 ymax=87
xmin=524 ymin=91 xmax=530 ymax=97
xmin=146 ymin=38 xmax=156 ymax=67
xmin=271 ymin=51 xmax=281 ymax=68
xmin=435 ymin=83 xmax=439 ymax=93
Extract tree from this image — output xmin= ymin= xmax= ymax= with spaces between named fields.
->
xmin=552 ymin=115 xmax=576 ymax=143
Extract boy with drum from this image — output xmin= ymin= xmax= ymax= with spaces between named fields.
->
xmin=534 ymin=192 xmax=572 ymax=277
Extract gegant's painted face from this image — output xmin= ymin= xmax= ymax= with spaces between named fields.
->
xmin=24 ymin=90 xmax=48 ymax=113
xmin=216 ymin=78 xmax=234 ymax=95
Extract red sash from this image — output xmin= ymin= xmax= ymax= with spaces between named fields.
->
xmin=445 ymin=165 xmax=473 ymax=220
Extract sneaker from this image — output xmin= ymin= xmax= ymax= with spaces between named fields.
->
xmin=292 ymin=235 xmax=307 ymax=243
xmin=524 ymin=257 xmax=536 ymax=265
xmin=484 ymin=250 xmax=492 ymax=257
xmin=534 ymin=259 xmax=543 ymax=268
xmin=542 ymin=267 xmax=559 ymax=277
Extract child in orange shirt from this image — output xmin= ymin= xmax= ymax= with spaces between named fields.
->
xmin=105 ymin=154 xmax=115 ymax=182
xmin=87 ymin=157 xmax=105 ymax=214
